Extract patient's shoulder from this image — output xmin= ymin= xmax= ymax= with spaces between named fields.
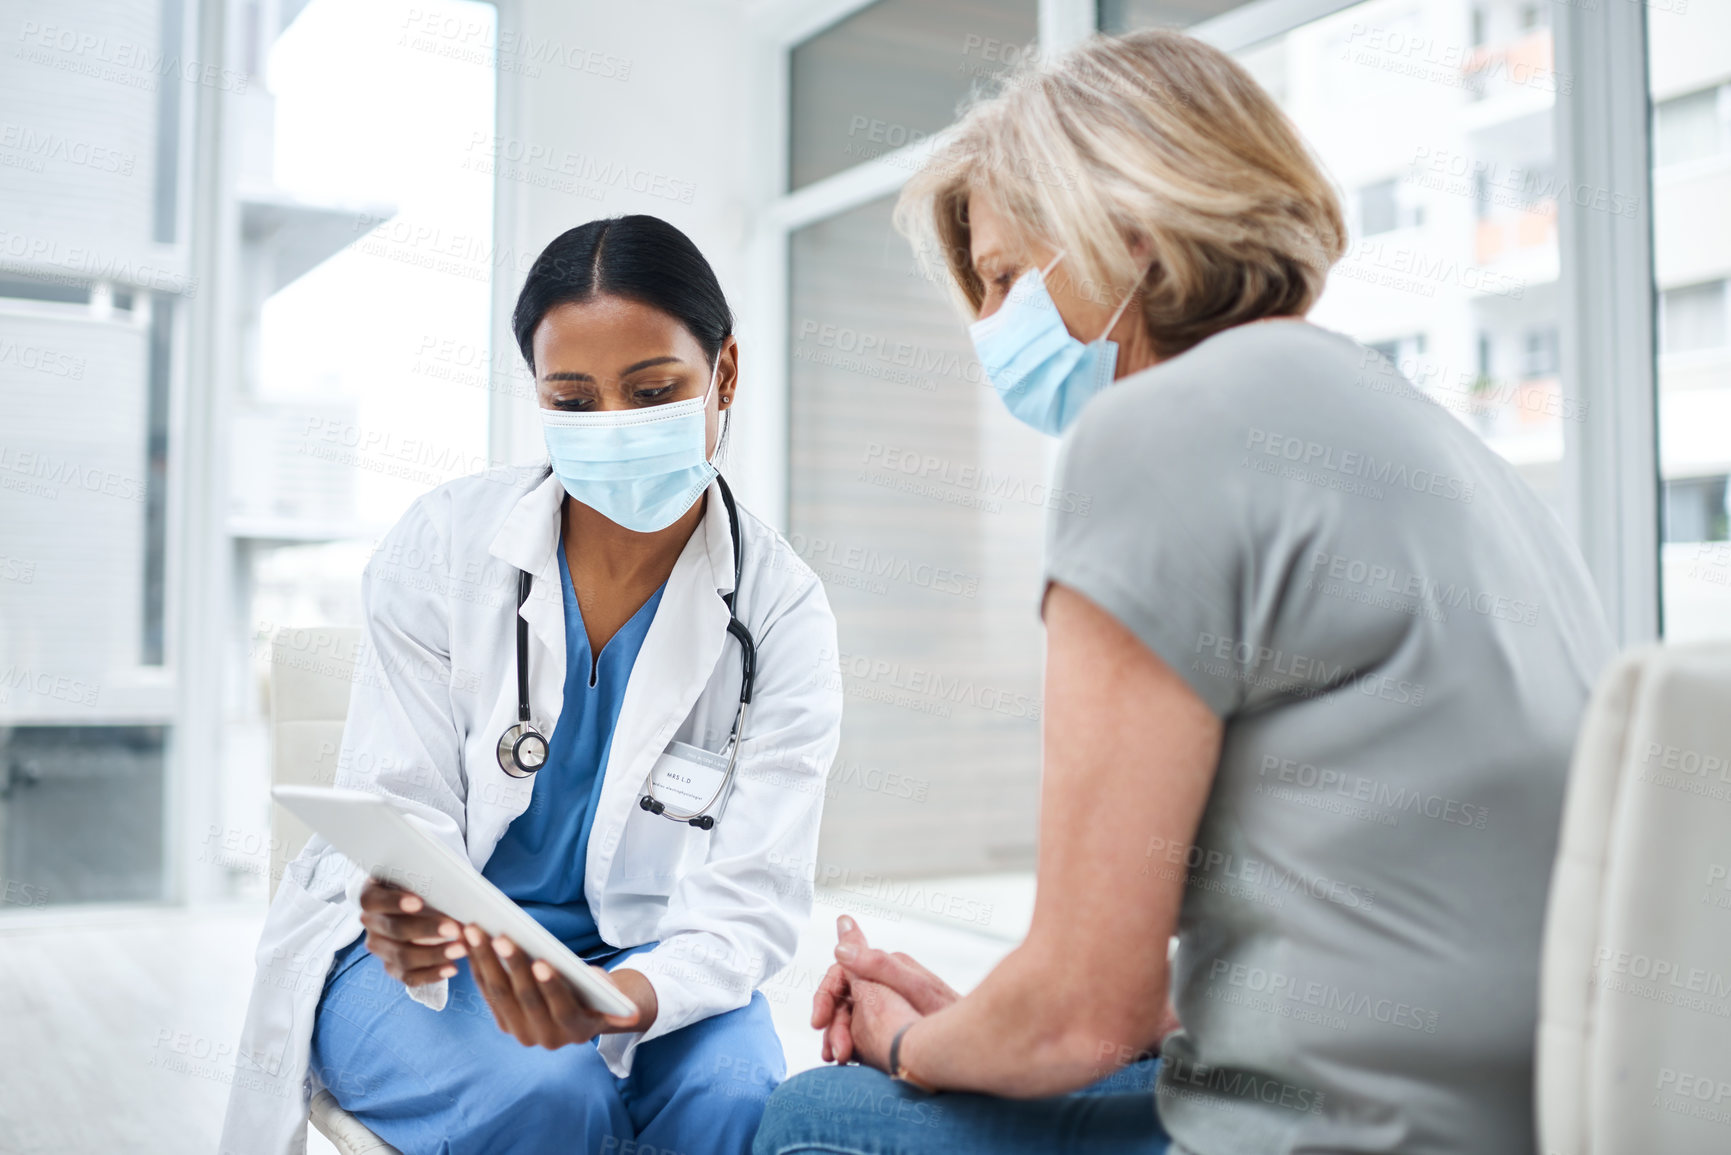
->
xmin=1094 ymin=321 xmax=1372 ymax=426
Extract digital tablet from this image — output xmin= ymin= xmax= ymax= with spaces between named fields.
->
xmin=272 ymin=785 xmax=637 ymax=1019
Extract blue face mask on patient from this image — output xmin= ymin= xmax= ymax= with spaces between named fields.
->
xmin=539 ymin=358 xmax=720 ymax=533
xmin=967 ymin=252 xmax=1137 ymax=437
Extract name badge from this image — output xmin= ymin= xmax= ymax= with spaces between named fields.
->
xmin=647 ymin=740 xmax=730 ymax=816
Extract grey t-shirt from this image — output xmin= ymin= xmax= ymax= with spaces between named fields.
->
xmin=1044 ymin=320 xmax=1614 ymax=1155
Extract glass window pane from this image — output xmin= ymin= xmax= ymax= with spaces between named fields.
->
xmin=0 ymin=0 xmax=189 ymax=904
xmin=221 ymin=0 xmax=497 ymax=898
xmin=1660 ymin=279 xmax=1728 ymax=355
xmin=789 ymin=195 xmax=1046 ymax=878
xmin=1359 ymin=177 xmax=1402 ymax=236
xmin=1654 ymin=84 xmax=1730 ymax=169
xmin=1652 ymin=7 xmax=1731 ymax=640
xmin=1098 ymin=0 xmax=1262 ymax=33
xmin=1 ymin=726 xmax=166 ymax=904
xmin=788 ymin=0 xmax=1037 ymax=191
xmin=1664 ymin=475 xmax=1730 ymax=544
xmin=1115 ymin=0 xmax=1571 ymax=515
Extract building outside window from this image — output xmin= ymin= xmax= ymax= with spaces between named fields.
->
xmin=1651 ymin=7 xmax=1731 ymax=639
xmin=1110 ymin=0 xmax=1571 ymax=506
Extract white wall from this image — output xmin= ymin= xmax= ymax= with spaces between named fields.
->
xmin=489 ymin=0 xmax=784 ymax=518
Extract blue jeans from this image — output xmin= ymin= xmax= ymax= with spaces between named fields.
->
xmin=751 ymin=1057 xmax=1170 ymax=1155
xmin=311 ymin=940 xmax=783 ymax=1155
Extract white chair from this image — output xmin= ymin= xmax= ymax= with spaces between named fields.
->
xmin=1538 ymin=642 xmax=1731 ymax=1154
xmin=270 ymin=626 xmax=402 ymax=1155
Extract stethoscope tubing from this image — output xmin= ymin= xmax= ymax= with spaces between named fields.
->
xmin=642 ymin=700 xmax=749 ymax=826
xmin=499 ymin=474 xmax=757 ymax=829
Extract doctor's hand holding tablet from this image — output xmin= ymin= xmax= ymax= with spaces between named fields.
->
xmin=357 ymin=877 xmax=656 ymax=1046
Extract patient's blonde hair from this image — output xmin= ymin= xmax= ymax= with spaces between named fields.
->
xmin=896 ymin=29 xmax=1346 ymax=359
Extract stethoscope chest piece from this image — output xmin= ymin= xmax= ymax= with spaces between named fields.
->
xmin=497 ymin=567 xmax=549 ymax=779
xmin=498 ymin=723 xmax=548 ymax=778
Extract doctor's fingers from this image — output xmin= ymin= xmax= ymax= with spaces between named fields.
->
xmin=492 ymin=937 xmax=567 ymax=1049
xmin=366 ymin=935 xmax=466 ymax=986
xmin=529 ymin=962 xmax=608 ymax=1045
xmin=465 ymin=926 xmax=530 ymax=1041
xmin=360 ymin=910 xmax=461 ymax=949
xmin=359 ymin=879 xmax=451 ymax=925
xmin=358 ymin=878 xmax=451 ymax=936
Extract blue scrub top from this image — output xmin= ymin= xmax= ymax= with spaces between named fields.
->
xmin=481 ymin=537 xmax=665 ymax=957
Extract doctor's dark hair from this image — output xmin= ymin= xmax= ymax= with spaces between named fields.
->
xmin=511 ymin=215 xmax=735 ymax=375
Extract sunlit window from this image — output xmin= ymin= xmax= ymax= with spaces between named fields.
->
xmin=224 ymin=0 xmax=497 ymax=899
xmin=1110 ymin=0 xmax=1572 ymax=510
xmin=1652 ymin=7 xmax=1731 ymax=640
xmin=1654 ymin=83 xmax=1731 ymax=169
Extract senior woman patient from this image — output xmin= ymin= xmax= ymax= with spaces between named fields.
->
xmin=753 ymin=28 xmax=1614 ymax=1155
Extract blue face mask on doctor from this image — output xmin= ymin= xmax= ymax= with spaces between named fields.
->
xmin=539 ymin=356 xmax=721 ymax=533
xmin=968 ymin=251 xmax=1138 ymax=437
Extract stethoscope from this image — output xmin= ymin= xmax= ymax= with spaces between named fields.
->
xmin=495 ymin=474 xmax=757 ymax=831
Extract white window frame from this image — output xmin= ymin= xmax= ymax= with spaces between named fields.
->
xmin=743 ymin=0 xmax=1660 ymax=646
xmin=1553 ymin=0 xmax=1659 ymax=644
xmin=487 ymin=0 xmax=529 ymax=471
xmin=176 ymin=0 xmax=520 ymax=904
xmin=174 ymin=0 xmax=229 ymax=905
xmin=1200 ymin=1 xmax=1660 ymax=643
xmin=150 ymin=0 xmax=1671 ymax=907
xmin=738 ymin=0 xmax=1091 ymax=530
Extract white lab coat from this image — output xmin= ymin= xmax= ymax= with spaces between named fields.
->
xmin=219 ymin=465 xmax=842 ymax=1155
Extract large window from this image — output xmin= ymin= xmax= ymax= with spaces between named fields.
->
xmin=788 ymin=0 xmax=1037 ymax=190
xmin=1654 ymin=81 xmax=1731 ymax=169
xmin=1099 ymin=0 xmax=1258 ymax=32
xmin=770 ymin=0 xmax=1707 ymax=892
xmin=777 ymin=0 xmax=1670 ymax=877
xmin=0 ymin=0 xmax=499 ymax=906
xmin=1110 ymin=0 xmax=1575 ymax=515
xmin=0 ymin=0 xmax=192 ymax=903
xmin=782 ymin=0 xmax=1043 ymax=880
xmin=219 ymin=0 xmax=498 ymax=898
xmin=1651 ymin=6 xmax=1731 ymax=640
xmin=789 ymin=195 xmax=1047 ymax=878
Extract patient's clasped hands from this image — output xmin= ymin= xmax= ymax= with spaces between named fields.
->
xmin=810 ymin=916 xmax=960 ymax=1073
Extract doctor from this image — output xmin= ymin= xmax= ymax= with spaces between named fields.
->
xmin=221 ymin=214 xmax=843 ymax=1155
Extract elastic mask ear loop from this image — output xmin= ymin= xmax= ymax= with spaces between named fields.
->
xmin=1043 ymin=250 xmax=1136 ymax=344
xmin=1022 ymin=250 xmax=1067 ymax=306
xmin=701 ymin=355 xmax=720 ymax=406
xmin=1087 ymin=263 xmax=1149 ymax=393
xmin=701 ymin=354 xmax=722 ymax=466
xmin=1008 ymin=250 xmax=1068 ymax=309
xmin=1095 ymin=267 xmax=1145 ymax=345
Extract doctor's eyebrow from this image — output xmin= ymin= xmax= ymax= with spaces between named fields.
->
xmin=542 ymin=356 xmax=687 ymax=383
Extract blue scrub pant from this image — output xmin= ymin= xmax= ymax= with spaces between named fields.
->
xmin=311 ymin=942 xmax=784 ymax=1155
xmin=750 ymin=1058 xmax=1169 ymax=1155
